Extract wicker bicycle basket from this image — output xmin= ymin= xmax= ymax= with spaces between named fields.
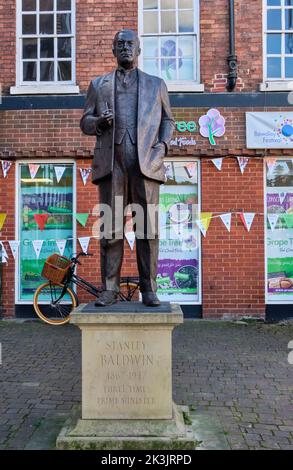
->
xmin=41 ymin=253 xmax=72 ymax=283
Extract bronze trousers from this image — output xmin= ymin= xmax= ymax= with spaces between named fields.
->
xmin=98 ymin=132 xmax=160 ymax=293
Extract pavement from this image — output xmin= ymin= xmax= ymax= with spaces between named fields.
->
xmin=0 ymin=318 xmax=292 ymax=450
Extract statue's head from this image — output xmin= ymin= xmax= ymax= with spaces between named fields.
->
xmin=112 ymin=29 xmax=141 ymax=69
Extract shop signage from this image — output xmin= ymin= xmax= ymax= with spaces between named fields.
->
xmin=246 ymin=112 xmax=293 ymax=148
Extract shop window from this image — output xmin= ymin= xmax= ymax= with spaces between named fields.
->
xmin=265 ymin=158 xmax=293 ymax=303
xmin=139 ymin=0 xmax=203 ymax=91
xmin=17 ymin=162 xmax=75 ymax=302
xmin=264 ymin=0 xmax=293 ymax=81
xmin=12 ymin=0 xmax=78 ymax=94
xmin=158 ymin=160 xmax=201 ymax=304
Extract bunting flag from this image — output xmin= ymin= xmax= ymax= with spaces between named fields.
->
xmin=220 ymin=213 xmax=232 ymax=232
xmin=80 ymin=168 xmax=92 ymax=185
xmin=28 ymin=164 xmax=40 ymax=179
xmin=279 ymin=192 xmax=287 ymax=205
xmin=32 ymin=240 xmax=44 ymax=259
xmin=0 ymin=213 xmax=7 ymax=231
xmin=237 ymin=157 xmax=249 ymax=174
xmin=196 ymin=212 xmax=213 ymax=237
xmin=184 ymin=162 xmax=197 ymax=178
xmin=33 ymin=213 xmax=49 ymax=231
xmin=54 ymin=166 xmax=66 ymax=183
xmin=8 ymin=240 xmax=20 ymax=259
xmin=267 ymin=214 xmax=279 ymax=231
xmin=78 ymin=236 xmax=90 ymax=254
xmin=240 ymin=212 xmax=255 ymax=232
xmin=76 ymin=213 xmax=89 ymax=227
xmin=211 ymin=158 xmax=223 ymax=171
xmin=266 ymin=158 xmax=277 ymax=175
xmin=56 ymin=239 xmax=67 ymax=256
xmin=125 ymin=231 xmax=135 ymax=251
xmin=1 ymin=160 xmax=13 ymax=178
xmin=0 ymin=241 xmax=8 ymax=261
xmin=283 ymin=214 xmax=293 ymax=229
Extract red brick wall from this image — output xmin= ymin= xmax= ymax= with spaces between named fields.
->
xmin=0 ymin=0 xmax=264 ymax=94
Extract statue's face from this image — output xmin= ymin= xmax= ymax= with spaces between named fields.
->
xmin=113 ymin=30 xmax=141 ymax=69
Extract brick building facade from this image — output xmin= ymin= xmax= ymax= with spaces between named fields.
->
xmin=0 ymin=0 xmax=293 ymax=319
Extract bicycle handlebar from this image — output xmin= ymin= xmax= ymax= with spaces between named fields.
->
xmin=71 ymin=252 xmax=94 ymax=265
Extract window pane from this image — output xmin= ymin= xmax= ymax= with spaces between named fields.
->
xmin=143 ymin=11 xmax=158 ymax=33
xmin=161 ymin=11 xmax=176 ymax=33
xmin=58 ymin=61 xmax=72 ymax=81
xmin=23 ymin=38 xmax=37 ymax=58
xmin=267 ymin=57 xmax=281 ymax=77
xmin=22 ymin=0 xmax=36 ymax=11
xmin=23 ymin=61 xmax=36 ymax=81
xmin=267 ymin=33 xmax=282 ymax=53
xmin=267 ymin=10 xmax=282 ymax=30
xmin=267 ymin=0 xmax=281 ymax=5
xmin=179 ymin=35 xmax=194 ymax=56
xmin=285 ymin=57 xmax=293 ymax=76
xmin=143 ymin=0 xmax=158 ymax=9
xmin=285 ymin=0 xmax=293 ymax=6
xmin=57 ymin=13 xmax=71 ymax=34
xmin=58 ymin=37 xmax=71 ymax=57
xmin=179 ymin=58 xmax=194 ymax=79
xmin=285 ymin=9 xmax=293 ymax=29
xmin=179 ymin=0 xmax=193 ymax=8
xmin=161 ymin=0 xmax=176 ymax=9
xmin=39 ymin=0 xmax=53 ymax=10
xmin=143 ymin=37 xmax=158 ymax=57
xmin=161 ymin=57 xmax=177 ymax=80
xmin=40 ymin=14 xmax=54 ymax=34
xmin=143 ymin=58 xmax=158 ymax=76
xmin=40 ymin=61 xmax=54 ymax=80
xmin=285 ymin=33 xmax=293 ymax=53
xmin=179 ymin=11 xmax=194 ymax=32
xmin=40 ymin=38 xmax=54 ymax=58
xmin=57 ymin=0 xmax=71 ymax=10
xmin=22 ymin=14 xmax=36 ymax=34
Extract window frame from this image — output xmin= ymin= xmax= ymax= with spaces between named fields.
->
xmin=138 ymin=0 xmax=204 ymax=92
xmin=12 ymin=0 xmax=79 ymax=94
xmin=15 ymin=159 xmax=77 ymax=304
xmin=261 ymin=0 xmax=293 ymax=90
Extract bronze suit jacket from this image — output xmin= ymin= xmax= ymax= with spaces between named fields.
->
xmin=80 ymin=69 xmax=175 ymax=185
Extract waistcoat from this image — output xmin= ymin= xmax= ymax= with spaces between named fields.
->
xmin=114 ymin=68 xmax=138 ymax=145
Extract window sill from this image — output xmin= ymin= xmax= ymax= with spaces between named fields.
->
xmin=10 ymin=84 xmax=80 ymax=95
xmin=167 ymin=83 xmax=205 ymax=93
xmin=259 ymin=81 xmax=293 ymax=92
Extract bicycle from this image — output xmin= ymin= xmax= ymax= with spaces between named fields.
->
xmin=33 ymin=252 xmax=140 ymax=326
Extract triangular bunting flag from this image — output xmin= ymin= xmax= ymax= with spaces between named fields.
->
xmin=196 ymin=213 xmax=213 ymax=237
xmin=54 ymin=166 xmax=66 ymax=183
xmin=279 ymin=192 xmax=287 ymax=205
xmin=28 ymin=164 xmax=40 ymax=179
xmin=184 ymin=162 xmax=197 ymax=178
xmin=76 ymin=213 xmax=89 ymax=227
xmin=125 ymin=231 xmax=135 ymax=251
xmin=283 ymin=214 xmax=293 ymax=229
xmin=32 ymin=240 xmax=44 ymax=259
xmin=80 ymin=168 xmax=92 ymax=185
xmin=8 ymin=240 xmax=20 ymax=259
xmin=267 ymin=214 xmax=279 ymax=231
xmin=240 ymin=213 xmax=255 ymax=232
xmin=237 ymin=157 xmax=249 ymax=174
xmin=266 ymin=158 xmax=277 ymax=175
xmin=56 ymin=239 xmax=67 ymax=256
xmin=220 ymin=213 xmax=232 ymax=232
xmin=211 ymin=158 xmax=223 ymax=171
xmin=1 ymin=160 xmax=13 ymax=178
xmin=34 ymin=213 xmax=49 ymax=231
xmin=196 ymin=219 xmax=207 ymax=237
xmin=0 ymin=213 xmax=7 ymax=231
xmin=78 ymin=236 xmax=90 ymax=254
xmin=0 ymin=241 xmax=8 ymax=260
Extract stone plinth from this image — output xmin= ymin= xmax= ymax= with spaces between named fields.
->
xmin=70 ymin=302 xmax=182 ymax=420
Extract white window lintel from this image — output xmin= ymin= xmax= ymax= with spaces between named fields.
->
xmin=10 ymin=84 xmax=80 ymax=95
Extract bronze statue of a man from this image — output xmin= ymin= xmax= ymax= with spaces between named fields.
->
xmin=80 ymin=29 xmax=174 ymax=307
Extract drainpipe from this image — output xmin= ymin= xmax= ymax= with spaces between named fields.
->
xmin=227 ymin=0 xmax=238 ymax=91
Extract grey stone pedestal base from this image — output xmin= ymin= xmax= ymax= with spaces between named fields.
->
xmin=56 ymin=404 xmax=200 ymax=450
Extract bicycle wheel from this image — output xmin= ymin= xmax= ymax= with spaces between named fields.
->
xmin=119 ymin=282 xmax=140 ymax=301
xmin=33 ymin=281 xmax=77 ymax=325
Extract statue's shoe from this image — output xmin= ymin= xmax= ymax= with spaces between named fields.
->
xmin=142 ymin=292 xmax=161 ymax=307
xmin=94 ymin=290 xmax=118 ymax=307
